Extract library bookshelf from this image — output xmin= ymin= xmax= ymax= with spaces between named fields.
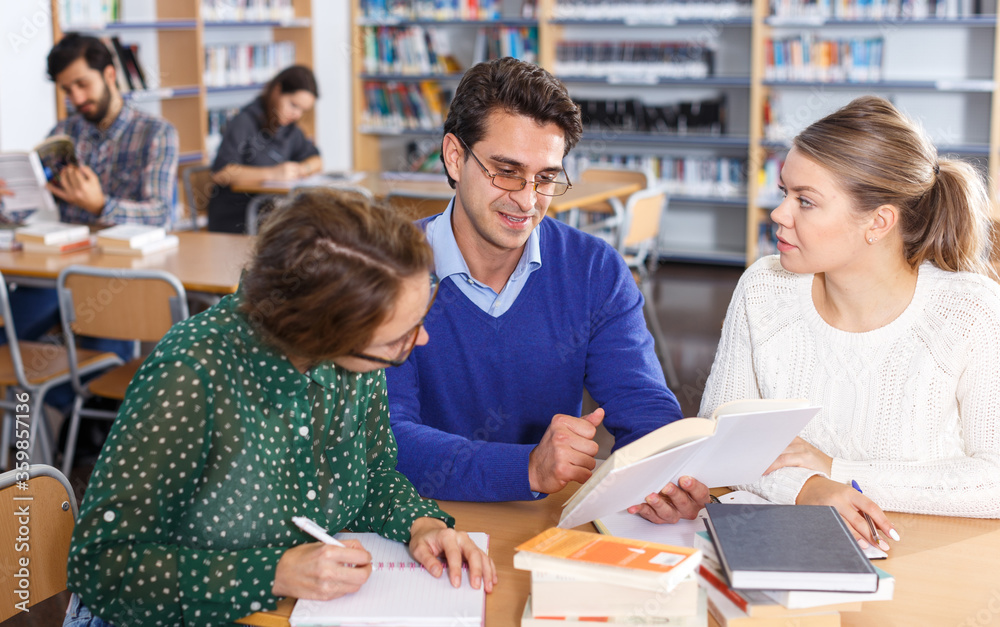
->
xmin=352 ymin=0 xmax=1000 ymax=266
xmin=49 ymin=0 xmax=314 ymax=224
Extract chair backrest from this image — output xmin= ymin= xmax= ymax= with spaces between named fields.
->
xmin=618 ymin=187 xmax=668 ymax=261
xmin=0 ymin=464 xmax=77 ymax=620
xmin=0 ymin=270 xmax=32 ymax=390
xmin=385 ymin=191 xmax=452 ymax=219
xmin=579 ymin=167 xmax=649 ymax=213
xmin=57 ymin=266 xmax=189 ymax=343
xmin=182 ymin=164 xmax=214 ymax=231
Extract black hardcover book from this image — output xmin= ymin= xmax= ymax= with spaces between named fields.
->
xmin=704 ymin=503 xmax=878 ymax=593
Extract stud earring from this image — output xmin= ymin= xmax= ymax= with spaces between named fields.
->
xmin=868 ymin=237 xmax=874 ymax=244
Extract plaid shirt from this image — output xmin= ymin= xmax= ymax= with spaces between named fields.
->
xmin=53 ymin=102 xmax=179 ymax=227
xmin=1 ymin=102 xmax=180 ymax=226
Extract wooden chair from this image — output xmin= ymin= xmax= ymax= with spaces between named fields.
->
xmin=56 ymin=267 xmax=189 ymax=475
xmin=0 ymin=273 xmax=120 ymax=470
xmin=384 ymin=190 xmax=452 ymax=220
xmin=615 ymin=187 xmax=680 ymax=390
xmin=574 ymin=167 xmax=650 ymax=241
xmin=181 ymin=164 xmax=214 ymax=231
xmin=0 ymin=464 xmax=77 ymax=621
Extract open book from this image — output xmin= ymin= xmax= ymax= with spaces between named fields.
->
xmin=0 ymin=135 xmax=77 ymax=222
xmin=289 ymin=532 xmax=488 ymax=627
xmin=558 ymin=399 xmax=820 ymax=529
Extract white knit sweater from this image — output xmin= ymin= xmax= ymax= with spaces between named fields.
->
xmin=700 ymin=255 xmax=1000 ymax=518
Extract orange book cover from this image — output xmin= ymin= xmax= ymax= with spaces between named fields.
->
xmin=515 ymin=528 xmax=699 ymax=576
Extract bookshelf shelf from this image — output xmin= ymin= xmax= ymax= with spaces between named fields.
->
xmin=581 ymin=132 xmax=751 ymax=148
xmin=122 ymin=86 xmax=201 ymax=101
xmin=760 ymin=139 xmax=992 ymax=156
xmin=204 ymin=19 xmax=312 ymax=27
xmin=178 ymin=151 xmax=205 ymax=164
xmin=360 ymin=127 xmax=444 ymax=136
xmin=658 ymin=247 xmax=748 ymax=265
xmin=206 ymin=83 xmax=269 ymax=94
xmin=762 ymin=79 xmax=995 ymax=92
xmin=766 ymin=16 xmax=997 ymax=26
xmin=356 ymin=18 xmax=538 ymax=26
xmin=558 ymin=76 xmax=753 ymax=87
xmin=550 ymin=17 xmax=754 ymax=26
xmin=671 ymin=195 xmax=749 ymax=207
xmin=360 ymin=73 xmax=466 ymax=81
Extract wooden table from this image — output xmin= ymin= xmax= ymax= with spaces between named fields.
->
xmin=239 ymin=487 xmax=1000 ymax=627
xmin=232 ymin=173 xmax=640 ymax=215
xmin=0 ymin=231 xmax=252 ymax=295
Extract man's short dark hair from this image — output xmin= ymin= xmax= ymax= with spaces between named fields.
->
xmin=441 ymin=57 xmax=583 ymax=188
xmin=47 ymin=33 xmax=114 ymax=81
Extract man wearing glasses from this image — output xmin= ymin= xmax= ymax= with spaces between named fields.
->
xmin=385 ymin=57 xmax=709 ymax=524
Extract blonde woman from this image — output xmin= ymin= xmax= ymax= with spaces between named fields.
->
xmin=701 ymin=96 xmax=1000 ymax=550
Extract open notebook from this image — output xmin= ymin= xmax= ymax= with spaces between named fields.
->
xmin=289 ymin=532 xmax=488 ymax=627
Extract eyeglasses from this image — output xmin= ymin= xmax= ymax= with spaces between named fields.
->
xmin=458 ymin=136 xmax=573 ymax=197
xmin=349 ymin=273 xmax=440 ymax=368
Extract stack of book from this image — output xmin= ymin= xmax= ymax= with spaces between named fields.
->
xmin=698 ymin=504 xmax=895 ymax=626
xmin=15 ymin=222 xmax=93 ymax=254
xmin=97 ymin=225 xmax=178 ymax=256
xmin=514 ymin=528 xmax=707 ymax=626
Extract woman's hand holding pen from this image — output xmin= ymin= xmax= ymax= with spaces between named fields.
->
xmin=797 ymin=476 xmax=899 ymax=551
xmin=271 ymin=161 xmax=307 ymax=181
xmin=408 ymin=517 xmax=497 ymax=593
xmin=272 ymin=540 xmax=373 ymax=600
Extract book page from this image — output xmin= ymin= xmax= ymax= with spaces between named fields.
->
xmin=0 ymin=153 xmax=58 ymax=217
xmin=290 ymin=532 xmax=488 ymax=627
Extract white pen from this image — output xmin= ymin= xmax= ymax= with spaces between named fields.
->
xmin=292 ymin=516 xmax=346 ymax=547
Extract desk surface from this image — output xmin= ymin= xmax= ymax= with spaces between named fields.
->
xmin=0 ymin=231 xmax=252 ymax=295
xmin=239 ymin=488 xmax=1000 ymax=627
xmin=233 ymin=173 xmax=640 ymax=215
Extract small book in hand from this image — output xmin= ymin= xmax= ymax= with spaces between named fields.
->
xmin=704 ymin=503 xmax=878 ymax=593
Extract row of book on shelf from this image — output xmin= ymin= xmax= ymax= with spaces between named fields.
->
xmin=359 ymin=0 xmax=514 ymax=20
xmin=100 ymin=36 xmax=150 ymax=93
xmin=201 ymin=0 xmax=297 ymax=22
xmin=9 ymin=222 xmax=177 ymax=256
xmin=765 ymin=34 xmax=883 ymax=83
xmin=362 ymin=26 xmax=459 ymax=76
xmin=58 ymin=0 xmax=120 ymax=28
xmin=569 ymin=154 xmax=747 ymax=199
xmin=555 ymin=42 xmax=715 ymax=79
xmin=362 ymin=81 xmax=448 ymax=131
xmin=204 ymin=42 xmax=296 ymax=89
xmin=552 ymin=0 xmax=753 ymax=20
xmin=769 ymin=0 xmax=994 ymax=19
xmin=576 ymin=95 xmax=727 ymax=135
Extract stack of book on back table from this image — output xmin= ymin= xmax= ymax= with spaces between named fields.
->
xmin=697 ymin=504 xmax=895 ymax=626
xmin=97 ymin=225 xmax=178 ymax=256
xmin=15 ymin=222 xmax=93 ymax=254
xmin=513 ymin=528 xmax=707 ymax=626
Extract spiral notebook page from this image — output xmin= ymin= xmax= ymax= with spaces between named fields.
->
xmin=289 ymin=532 xmax=488 ymax=627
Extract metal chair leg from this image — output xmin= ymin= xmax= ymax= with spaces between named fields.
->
xmin=640 ymin=280 xmax=680 ymax=390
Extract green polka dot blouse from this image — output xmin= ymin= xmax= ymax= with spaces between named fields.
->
xmin=66 ymin=290 xmax=454 ymax=626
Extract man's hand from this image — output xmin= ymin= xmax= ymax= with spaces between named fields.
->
xmin=627 ymin=476 xmax=711 ymax=524
xmin=764 ymin=436 xmax=833 ymax=476
xmin=528 ymin=408 xmax=605 ymax=494
xmin=47 ymin=165 xmax=105 ymax=214
xmin=272 ymin=539 xmax=372 ymax=600
xmin=408 ymin=517 xmax=497 ymax=592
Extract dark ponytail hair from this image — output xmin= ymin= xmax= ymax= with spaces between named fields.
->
xmin=261 ymin=65 xmax=318 ymax=130
xmin=794 ymin=95 xmax=995 ymax=278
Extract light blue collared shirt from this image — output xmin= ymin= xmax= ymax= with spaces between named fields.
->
xmin=425 ymin=200 xmax=542 ymax=318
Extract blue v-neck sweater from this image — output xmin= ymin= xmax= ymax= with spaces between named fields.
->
xmin=385 ymin=217 xmax=683 ymax=502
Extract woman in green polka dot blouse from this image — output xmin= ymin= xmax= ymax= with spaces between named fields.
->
xmin=64 ymin=189 xmax=496 ymax=626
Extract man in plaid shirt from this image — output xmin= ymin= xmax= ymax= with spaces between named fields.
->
xmin=0 ymin=33 xmax=180 ymax=412
xmin=1 ymin=33 xmax=179 ymax=226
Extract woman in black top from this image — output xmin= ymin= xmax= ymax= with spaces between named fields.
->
xmin=208 ymin=65 xmax=322 ymax=233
